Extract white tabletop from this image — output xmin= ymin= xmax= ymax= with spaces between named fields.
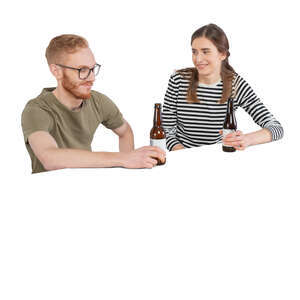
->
xmin=1 ymin=141 xmax=299 ymax=300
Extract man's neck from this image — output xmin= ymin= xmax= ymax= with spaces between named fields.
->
xmin=52 ymin=86 xmax=83 ymax=111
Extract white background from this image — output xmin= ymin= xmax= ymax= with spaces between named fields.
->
xmin=0 ymin=0 xmax=299 ymax=299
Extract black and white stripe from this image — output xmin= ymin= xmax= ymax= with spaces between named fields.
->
xmin=162 ymin=72 xmax=284 ymax=151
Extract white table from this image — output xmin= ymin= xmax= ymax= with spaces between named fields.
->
xmin=1 ymin=141 xmax=299 ymax=300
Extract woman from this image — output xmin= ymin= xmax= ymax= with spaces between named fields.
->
xmin=162 ymin=24 xmax=284 ymax=151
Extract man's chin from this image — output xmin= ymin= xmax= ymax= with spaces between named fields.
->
xmin=81 ymin=93 xmax=91 ymax=100
xmin=72 ymin=90 xmax=91 ymax=100
xmin=78 ymin=87 xmax=92 ymax=99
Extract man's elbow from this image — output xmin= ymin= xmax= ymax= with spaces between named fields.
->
xmin=43 ymin=161 xmax=62 ymax=171
xmin=39 ymin=150 xmax=64 ymax=171
xmin=114 ymin=121 xmax=133 ymax=138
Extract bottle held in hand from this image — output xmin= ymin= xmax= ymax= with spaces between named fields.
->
xmin=222 ymin=98 xmax=237 ymax=152
xmin=150 ymin=103 xmax=166 ymax=165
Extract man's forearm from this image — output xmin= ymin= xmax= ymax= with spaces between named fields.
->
xmin=42 ymin=148 xmax=125 ymax=171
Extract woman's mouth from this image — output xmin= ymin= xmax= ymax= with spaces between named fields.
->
xmin=197 ymin=64 xmax=208 ymax=70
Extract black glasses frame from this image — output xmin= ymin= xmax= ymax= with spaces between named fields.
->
xmin=56 ymin=63 xmax=101 ymax=80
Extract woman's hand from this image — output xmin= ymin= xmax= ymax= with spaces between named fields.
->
xmin=220 ymin=130 xmax=251 ymax=151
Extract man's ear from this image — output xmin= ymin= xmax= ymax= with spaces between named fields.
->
xmin=49 ymin=63 xmax=63 ymax=80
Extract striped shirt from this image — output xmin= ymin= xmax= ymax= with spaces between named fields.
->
xmin=162 ymin=72 xmax=284 ymax=150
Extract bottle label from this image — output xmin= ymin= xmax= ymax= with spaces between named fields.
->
xmin=222 ymin=129 xmax=235 ymax=146
xmin=150 ymin=138 xmax=166 ymax=150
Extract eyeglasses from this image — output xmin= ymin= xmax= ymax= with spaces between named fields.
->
xmin=56 ymin=63 xmax=101 ymax=80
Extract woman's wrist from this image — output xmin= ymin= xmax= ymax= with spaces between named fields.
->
xmin=172 ymin=143 xmax=185 ymax=151
xmin=245 ymin=129 xmax=272 ymax=147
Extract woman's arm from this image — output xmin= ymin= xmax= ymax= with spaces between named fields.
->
xmin=162 ymin=73 xmax=185 ymax=151
xmin=221 ymin=128 xmax=272 ymax=150
xmin=225 ymin=76 xmax=284 ymax=150
xmin=236 ymin=76 xmax=284 ymax=141
xmin=172 ymin=144 xmax=185 ymax=151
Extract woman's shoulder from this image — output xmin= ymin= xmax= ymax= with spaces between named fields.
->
xmin=233 ymin=72 xmax=251 ymax=88
xmin=169 ymin=67 xmax=195 ymax=83
xmin=232 ymin=72 xmax=258 ymax=102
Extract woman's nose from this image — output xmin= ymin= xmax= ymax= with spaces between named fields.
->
xmin=196 ymin=53 xmax=204 ymax=63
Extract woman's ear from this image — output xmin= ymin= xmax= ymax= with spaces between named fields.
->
xmin=220 ymin=52 xmax=227 ymax=61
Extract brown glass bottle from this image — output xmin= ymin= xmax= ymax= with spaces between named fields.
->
xmin=222 ymin=98 xmax=237 ymax=152
xmin=150 ymin=103 xmax=166 ymax=165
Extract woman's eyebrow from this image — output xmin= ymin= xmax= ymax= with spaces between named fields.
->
xmin=192 ymin=48 xmax=210 ymax=51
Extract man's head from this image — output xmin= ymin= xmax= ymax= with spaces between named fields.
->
xmin=46 ymin=34 xmax=97 ymax=99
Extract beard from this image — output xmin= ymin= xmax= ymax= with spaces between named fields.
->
xmin=62 ymin=72 xmax=92 ymax=100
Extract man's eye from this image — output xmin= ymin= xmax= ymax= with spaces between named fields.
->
xmin=80 ymin=67 xmax=89 ymax=74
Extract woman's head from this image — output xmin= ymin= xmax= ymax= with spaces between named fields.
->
xmin=178 ymin=24 xmax=236 ymax=104
xmin=191 ymin=24 xmax=232 ymax=78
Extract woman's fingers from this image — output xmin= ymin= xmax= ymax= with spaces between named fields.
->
xmin=224 ymin=136 xmax=244 ymax=143
xmin=221 ymin=130 xmax=248 ymax=150
xmin=234 ymin=143 xmax=246 ymax=151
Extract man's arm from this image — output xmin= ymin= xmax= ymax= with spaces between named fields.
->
xmin=112 ymin=120 xmax=134 ymax=152
xmin=28 ymin=131 xmax=165 ymax=171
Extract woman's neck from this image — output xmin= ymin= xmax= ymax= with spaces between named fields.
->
xmin=198 ymin=72 xmax=221 ymax=85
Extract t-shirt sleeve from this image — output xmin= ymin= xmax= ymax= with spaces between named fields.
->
xmin=21 ymin=106 xmax=53 ymax=143
xmin=99 ymin=94 xmax=124 ymax=130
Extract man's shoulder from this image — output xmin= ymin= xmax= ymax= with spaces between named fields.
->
xmin=90 ymin=90 xmax=123 ymax=129
xmin=90 ymin=90 xmax=118 ymax=110
xmin=91 ymin=90 xmax=112 ymax=102
xmin=23 ymin=88 xmax=56 ymax=112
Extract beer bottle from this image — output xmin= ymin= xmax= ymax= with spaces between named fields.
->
xmin=222 ymin=98 xmax=237 ymax=152
xmin=150 ymin=103 xmax=166 ymax=165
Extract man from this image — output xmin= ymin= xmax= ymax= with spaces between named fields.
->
xmin=21 ymin=34 xmax=165 ymax=173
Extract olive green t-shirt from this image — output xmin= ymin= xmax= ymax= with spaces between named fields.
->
xmin=21 ymin=88 xmax=124 ymax=174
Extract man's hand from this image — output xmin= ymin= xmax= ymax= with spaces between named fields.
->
xmin=121 ymin=146 xmax=166 ymax=169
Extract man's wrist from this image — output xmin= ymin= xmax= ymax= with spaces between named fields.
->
xmin=115 ymin=152 xmax=128 ymax=168
xmin=93 ymin=151 xmax=126 ymax=168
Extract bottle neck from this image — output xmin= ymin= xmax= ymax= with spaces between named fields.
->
xmin=227 ymin=98 xmax=233 ymax=114
xmin=153 ymin=104 xmax=162 ymax=127
xmin=224 ymin=98 xmax=237 ymax=130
